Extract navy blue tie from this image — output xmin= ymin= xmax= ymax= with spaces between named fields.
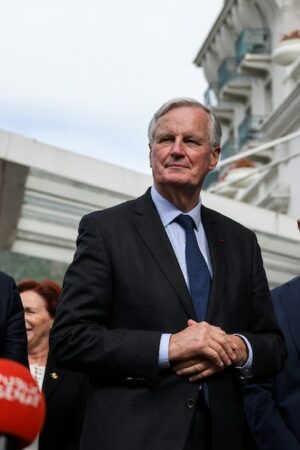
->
xmin=175 ymin=214 xmax=211 ymax=321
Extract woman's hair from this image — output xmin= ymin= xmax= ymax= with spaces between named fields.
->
xmin=17 ymin=279 xmax=61 ymax=318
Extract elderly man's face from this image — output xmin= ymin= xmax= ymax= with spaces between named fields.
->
xmin=149 ymin=106 xmax=220 ymax=195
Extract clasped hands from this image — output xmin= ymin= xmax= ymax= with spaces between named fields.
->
xmin=168 ymin=320 xmax=247 ymax=382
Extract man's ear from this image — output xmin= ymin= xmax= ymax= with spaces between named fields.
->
xmin=149 ymin=143 xmax=152 ymax=168
xmin=208 ymin=146 xmax=220 ymax=171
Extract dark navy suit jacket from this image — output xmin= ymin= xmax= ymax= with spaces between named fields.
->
xmin=0 ymin=271 xmax=28 ymax=366
xmin=51 ymin=189 xmax=285 ymax=450
xmin=244 ymin=276 xmax=300 ymax=450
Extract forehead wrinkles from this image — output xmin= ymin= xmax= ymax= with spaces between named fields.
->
xmin=154 ymin=108 xmax=210 ymax=139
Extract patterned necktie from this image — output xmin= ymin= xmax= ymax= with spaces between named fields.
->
xmin=174 ymin=214 xmax=211 ymax=321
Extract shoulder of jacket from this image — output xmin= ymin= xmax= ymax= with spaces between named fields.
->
xmin=81 ymin=190 xmax=151 ymax=223
xmin=202 ymin=205 xmax=255 ymax=237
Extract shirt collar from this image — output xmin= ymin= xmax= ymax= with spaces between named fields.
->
xmin=151 ymin=185 xmax=202 ymax=230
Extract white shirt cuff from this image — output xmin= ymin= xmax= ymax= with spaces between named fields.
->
xmin=158 ymin=333 xmax=171 ymax=369
xmin=234 ymin=333 xmax=253 ymax=376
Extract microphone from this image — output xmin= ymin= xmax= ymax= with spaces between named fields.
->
xmin=0 ymin=359 xmax=46 ymax=450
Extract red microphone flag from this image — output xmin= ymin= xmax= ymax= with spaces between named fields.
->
xmin=0 ymin=359 xmax=46 ymax=449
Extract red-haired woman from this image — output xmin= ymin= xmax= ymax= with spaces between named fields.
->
xmin=18 ymin=279 xmax=88 ymax=450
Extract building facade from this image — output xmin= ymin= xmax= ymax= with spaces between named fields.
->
xmin=0 ymin=130 xmax=151 ymax=282
xmin=194 ymin=0 xmax=300 ymax=218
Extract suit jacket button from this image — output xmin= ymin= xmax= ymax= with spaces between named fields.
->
xmin=186 ymin=399 xmax=195 ymax=409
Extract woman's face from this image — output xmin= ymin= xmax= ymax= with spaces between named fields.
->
xmin=21 ymin=290 xmax=54 ymax=353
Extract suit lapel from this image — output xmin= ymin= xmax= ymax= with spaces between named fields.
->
xmin=131 ymin=190 xmax=196 ymax=319
xmin=201 ymin=206 xmax=228 ymax=322
xmin=279 ymin=277 xmax=300 ymax=355
xmin=42 ymin=352 xmax=64 ymax=398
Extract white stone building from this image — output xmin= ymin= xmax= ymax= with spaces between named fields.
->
xmin=194 ymin=0 xmax=300 ymax=219
xmin=0 ymin=130 xmax=151 ymax=282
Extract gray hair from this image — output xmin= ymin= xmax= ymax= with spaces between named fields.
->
xmin=148 ymin=97 xmax=222 ymax=148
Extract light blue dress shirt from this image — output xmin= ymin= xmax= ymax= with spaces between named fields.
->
xmin=151 ymin=185 xmax=253 ymax=374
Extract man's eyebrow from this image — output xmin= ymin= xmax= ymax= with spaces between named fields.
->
xmin=154 ymin=132 xmax=175 ymax=140
xmin=24 ymin=306 xmax=36 ymax=312
xmin=183 ymin=134 xmax=208 ymax=141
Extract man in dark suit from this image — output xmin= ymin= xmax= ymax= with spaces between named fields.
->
xmin=50 ymin=98 xmax=285 ymax=450
xmin=244 ymin=220 xmax=300 ymax=450
xmin=0 ymin=271 xmax=28 ymax=366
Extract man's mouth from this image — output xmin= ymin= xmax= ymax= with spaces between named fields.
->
xmin=166 ymin=163 xmax=188 ymax=169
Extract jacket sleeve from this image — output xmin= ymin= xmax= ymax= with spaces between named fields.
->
xmin=50 ymin=214 xmax=162 ymax=382
xmin=0 ymin=274 xmax=29 ymax=367
xmin=244 ymin=381 xmax=300 ymax=450
xmin=238 ymin=233 xmax=286 ymax=380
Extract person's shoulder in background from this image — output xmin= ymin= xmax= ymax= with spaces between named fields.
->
xmin=0 ymin=271 xmax=29 ymax=367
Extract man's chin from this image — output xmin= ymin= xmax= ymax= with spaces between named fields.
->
xmin=154 ymin=171 xmax=201 ymax=191
xmin=162 ymin=173 xmax=192 ymax=185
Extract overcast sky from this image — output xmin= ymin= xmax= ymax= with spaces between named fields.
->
xmin=0 ymin=0 xmax=223 ymax=174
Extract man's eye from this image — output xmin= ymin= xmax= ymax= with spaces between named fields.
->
xmin=158 ymin=136 xmax=173 ymax=143
xmin=185 ymin=138 xmax=199 ymax=145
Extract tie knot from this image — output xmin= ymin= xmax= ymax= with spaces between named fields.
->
xmin=174 ymin=214 xmax=196 ymax=232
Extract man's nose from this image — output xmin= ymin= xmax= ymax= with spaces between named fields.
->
xmin=170 ymin=137 xmax=184 ymax=155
